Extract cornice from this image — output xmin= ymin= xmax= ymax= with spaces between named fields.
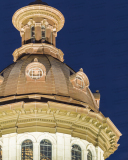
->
xmin=12 ymin=43 xmax=64 ymax=62
xmin=0 ymin=93 xmax=99 ymax=112
xmin=0 ymin=100 xmax=122 ymax=159
xmin=12 ymin=5 xmax=65 ymax=32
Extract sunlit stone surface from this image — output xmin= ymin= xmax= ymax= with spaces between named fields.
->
xmin=0 ymin=0 xmax=121 ymax=159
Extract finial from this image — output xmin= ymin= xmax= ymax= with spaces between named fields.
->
xmin=96 ymin=90 xmax=99 ymax=93
xmin=34 ymin=58 xmax=38 ymax=62
xmin=80 ymin=68 xmax=83 ymax=72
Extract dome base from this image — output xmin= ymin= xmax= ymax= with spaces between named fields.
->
xmin=0 ymin=100 xmax=121 ymax=159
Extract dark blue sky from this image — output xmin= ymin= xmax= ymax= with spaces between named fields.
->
xmin=0 ymin=0 xmax=128 ymax=159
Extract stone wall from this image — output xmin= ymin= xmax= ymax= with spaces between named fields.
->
xmin=0 ymin=132 xmax=104 ymax=160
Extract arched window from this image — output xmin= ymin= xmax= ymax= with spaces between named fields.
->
xmin=76 ymin=76 xmax=84 ymax=89
xmin=28 ymin=67 xmax=43 ymax=80
xmin=31 ymin=26 xmax=35 ymax=43
xmin=0 ymin=146 xmax=2 ymax=160
xmin=87 ymin=150 xmax=92 ymax=160
xmin=21 ymin=139 xmax=33 ymax=160
xmin=41 ymin=26 xmax=45 ymax=42
xmin=71 ymin=144 xmax=81 ymax=160
xmin=40 ymin=139 xmax=52 ymax=160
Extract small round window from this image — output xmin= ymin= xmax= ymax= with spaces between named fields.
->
xmin=28 ymin=67 xmax=43 ymax=80
xmin=76 ymin=76 xmax=84 ymax=89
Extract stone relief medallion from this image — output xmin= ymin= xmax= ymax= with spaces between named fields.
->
xmin=25 ymin=58 xmax=46 ymax=81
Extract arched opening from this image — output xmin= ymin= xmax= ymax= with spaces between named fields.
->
xmin=87 ymin=150 xmax=92 ymax=160
xmin=40 ymin=139 xmax=52 ymax=160
xmin=21 ymin=139 xmax=33 ymax=160
xmin=71 ymin=144 xmax=82 ymax=160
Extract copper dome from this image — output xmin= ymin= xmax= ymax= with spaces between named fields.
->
xmin=0 ymin=54 xmax=98 ymax=111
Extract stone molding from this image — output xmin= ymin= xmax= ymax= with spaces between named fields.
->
xmin=0 ymin=93 xmax=98 ymax=112
xmin=12 ymin=43 xmax=64 ymax=62
xmin=0 ymin=101 xmax=122 ymax=159
xmin=12 ymin=5 xmax=65 ymax=32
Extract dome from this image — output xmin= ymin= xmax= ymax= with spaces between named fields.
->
xmin=0 ymin=2 xmax=122 ymax=160
xmin=0 ymin=54 xmax=98 ymax=112
xmin=29 ymin=0 xmax=48 ymax=5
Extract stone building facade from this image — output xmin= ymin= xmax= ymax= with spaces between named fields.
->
xmin=0 ymin=0 xmax=121 ymax=159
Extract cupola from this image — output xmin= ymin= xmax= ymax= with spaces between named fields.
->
xmin=12 ymin=0 xmax=65 ymax=62
xmin=12 ymin=0 xmax=64 ymax=46
xmin=0 ymin=1 xmax=121 ymax=160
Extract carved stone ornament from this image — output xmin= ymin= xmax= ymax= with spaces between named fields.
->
xmin=25 ymin=58 xmax=46 ymax=81
xmin=12 ymin=5 xmax=65 ymax=32
xmin=27 ymin=19 xmax=35 ymax=26
xmin=41 ymin=19 xmax=49 ymax=26
xmin=70 ymin=68 xmax=89 ymax=92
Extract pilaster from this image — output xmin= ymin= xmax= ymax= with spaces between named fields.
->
xmin=56 ymin=133 xmax=64 ymax=160
xmin=2 ymin=135 xmax=9 ymax=160
xmin=96 ymin=146 xmax=104 ymax=160
xmin=33 ymin=142 xmax=39 ymax=160
xmin=9 ymin=133 xmax=17 ymax=160
xmin=84 ymin=150 xmax=88 ymax=160
xmin=64 ymin=134 xmax=71 ymax=160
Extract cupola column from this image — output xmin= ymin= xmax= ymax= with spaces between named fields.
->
xmin=12 ymin=2 xmax=64 ymax=47
xmin=46 ymin=25 xmax=52 ymax=44
xmin=35 ymin=23 xmax=41 ymax=42
xmin=52 ymin=31 xmax=57 ymax=46
xmin=20 ymin=30 xmax=25 ymax=45
xmin=20 ymin=19 xmax=57 ymax=46
xmin=25 ymin=25 xmax=31 ymax=43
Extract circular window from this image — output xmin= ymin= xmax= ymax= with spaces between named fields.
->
xmin=76 ymin=76 xmax=84 ymax=89
xmin=28 ymin=67 xmax=43 ymax=80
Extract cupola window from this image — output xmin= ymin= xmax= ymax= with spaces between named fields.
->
xmin=71 ymin=144 xmax=81 ymax=160
xmin=69 ymin=68 xmax=89 ymax=92
xmin=40 ymin=139 xmax=52 ymax=160
xmin=76 ymin=76 xmax=84 ymax=89
xmin=21 ymin=139 xmax=33 ymax=160
xmin=41 ymin=26 xmax=46 ymax=42
xmin=87 ymin=150 xmax=92 ymax=160
xmin=25 ymin=58 xmax=46 ymax=82
xmin=31 ymin=26 xmax=35 ymax=43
